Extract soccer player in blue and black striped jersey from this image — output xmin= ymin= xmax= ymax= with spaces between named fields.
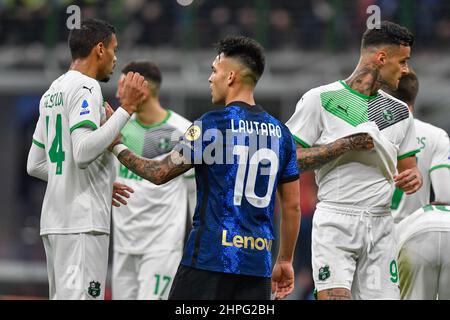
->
xmin=110 ymin=36 xmax=301 ymax=300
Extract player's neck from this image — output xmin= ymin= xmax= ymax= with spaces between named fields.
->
xmin=345 ymin=59 xmax=385 ymax=97
xmin=136 ymin=97 xmax=168 ymax=126
xmin=70 ymin=59 xmax=98 ymax=80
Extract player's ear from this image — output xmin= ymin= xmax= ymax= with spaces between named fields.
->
xmin=96 ymin=42 xmax=105 ymax=58
xmin=375 ymin=50 xmax=387 ymax=67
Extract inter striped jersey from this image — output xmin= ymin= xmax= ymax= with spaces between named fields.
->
xmin=178 ymin=101 xmax=299 ymax=277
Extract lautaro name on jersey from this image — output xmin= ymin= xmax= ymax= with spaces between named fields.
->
xmin=174 ymin=101 xmax=299 ymax=278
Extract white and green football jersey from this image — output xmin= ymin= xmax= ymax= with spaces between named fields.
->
xmin=32 ymin=70 xmax=114 ymax=235
xmin=112 ymin=110 xmax=193 ymax=254
xmin=391 ymin=119 xmax=450 ymax=223
xmin=286 ymin=80 xmax=419 ymax=208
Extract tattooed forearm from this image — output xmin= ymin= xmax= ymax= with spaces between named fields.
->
xmin=317 ymin=288 xmax=352 ymax=300
xmin=117 ymin=149 xmax=193 ymax=185
xmin=297 ymin=133 xmax=374 ymax=171
xmin=297 ymin=140 xmax=350 ymax=171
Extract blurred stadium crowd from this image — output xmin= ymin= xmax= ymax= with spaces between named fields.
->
xmin=1 ymin=0 xmax=450 ymax=50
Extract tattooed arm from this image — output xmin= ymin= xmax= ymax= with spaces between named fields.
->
xmin=317 ymin=288 xmax=352 ymax=300
xmin=296 ymin=133 xmax=374 ymax=171
xmin=116 ymin=148 xmax=194 ymax=185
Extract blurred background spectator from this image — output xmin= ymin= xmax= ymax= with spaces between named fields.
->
xmin=1 ymin=0 xmax=450 ymax=50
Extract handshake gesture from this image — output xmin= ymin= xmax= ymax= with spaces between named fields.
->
xmin=102 ymin=71 xmax=149 ymax=150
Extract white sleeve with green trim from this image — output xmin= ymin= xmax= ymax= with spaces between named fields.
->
xmin=430 ymin=128 xmax=450 ymax=203
xmin=397 ymin=112 xmax=420 ymax=160
xmin=27 ymin=143 xmax=48 ymax=181
xmin=32 ymin=105 xmax=46 ymax=149
xmin=28 ymin=103 xmax=48 ymax=180
xmin=286 ymin=89 xmax=322 ymax=148
xmin=431 ymin=169 xmax=450 ymax=203
xmin=68 ymin=81 xmax=102 ymax=133
xmin=430 ymin=129 xmax=450 ymax=171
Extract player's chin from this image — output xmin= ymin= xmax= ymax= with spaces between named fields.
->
xmin=211 ymin=93 xmax=224 ymax=105
xmin=100 ymin=68 xmax=114 ymax=83
xmin=100 ymin=75 xmax=111 ymax=83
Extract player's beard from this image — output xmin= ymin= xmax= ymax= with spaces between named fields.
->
xmin=99 ymin=76 xmax=110 ymax=83
xmin=100 ymin=63 xmax=115 ymax=83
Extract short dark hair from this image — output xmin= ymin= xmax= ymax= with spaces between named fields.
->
xmin=68 ymin=19 xmax=116 ymax=60
xmin=215 ymin=36 xmax=265 ymax=85
xmin=387 ymin=71 xmax=419 ymax=106
xmin=362 ymin=21 xmax=414 ymax=49
xmin=121 ymin=60 xmax=162 ymax=92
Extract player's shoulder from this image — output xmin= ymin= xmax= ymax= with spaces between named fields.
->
xmin=63 ymin=70 xmax=101 ymax=95
xmin=264 ymin=112 xmax=285 ymax=128
xmin=166 ymin=110 xmax=193 ymax=132
xmin=42 ymin=72 xmax=68 ymax=94
xmin=196 ymin=107 xmax=226 ymax=123
xmin=415 ymin=118 xmax=448 ymax=137
xmin=261 ymin=113 xmax=293 ymax=141
xmin=377 ymin=89 xmax=410 ymax=112
xmin=410 ymin=204 xmax=449 ymax=218
xmin=297 ymin=80 xmax=342 ymax=105
xmin=309 ymin=80 xmax=342 ymax=95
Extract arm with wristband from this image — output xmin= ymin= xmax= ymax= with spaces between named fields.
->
xmin=71 ymin=72 xmax=148 ymax=169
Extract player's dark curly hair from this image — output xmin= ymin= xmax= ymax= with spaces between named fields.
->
xmin=68 ymin=18 xmax=116 ymax=60
xmin=121 ymin=60 xmax=162 ymax=92
xmin=362 ymin=21 xmax=414 ymax=49
xmin=215 ymin=36 xmax=265 ymax=85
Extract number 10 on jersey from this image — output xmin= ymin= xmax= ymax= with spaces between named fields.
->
xmin=233 ymin=146 xmax=279 ymax=209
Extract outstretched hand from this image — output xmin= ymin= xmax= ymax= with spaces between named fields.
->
xmin=118 ymin=72 xmax=149 ymax=115
xmin=104 ymin=101 xmax=114 ymax=120
xmin=271 ymin=261 xmax=295 ymax=300
xmin=100 ymin=101 xmax=115 ymax=126
xmin=112 ymin=182 xmax=134 ymax=207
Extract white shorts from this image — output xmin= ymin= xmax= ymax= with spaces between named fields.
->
xmin=112 ymin=249 xmax=182 ymax=300
xmin=42 ymin=232 xmax=109 ymax=300
xmin=398 ymin=231 xmax=450 ymax=300
xmin=312 ymin=203 xmax=400 ymax=300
